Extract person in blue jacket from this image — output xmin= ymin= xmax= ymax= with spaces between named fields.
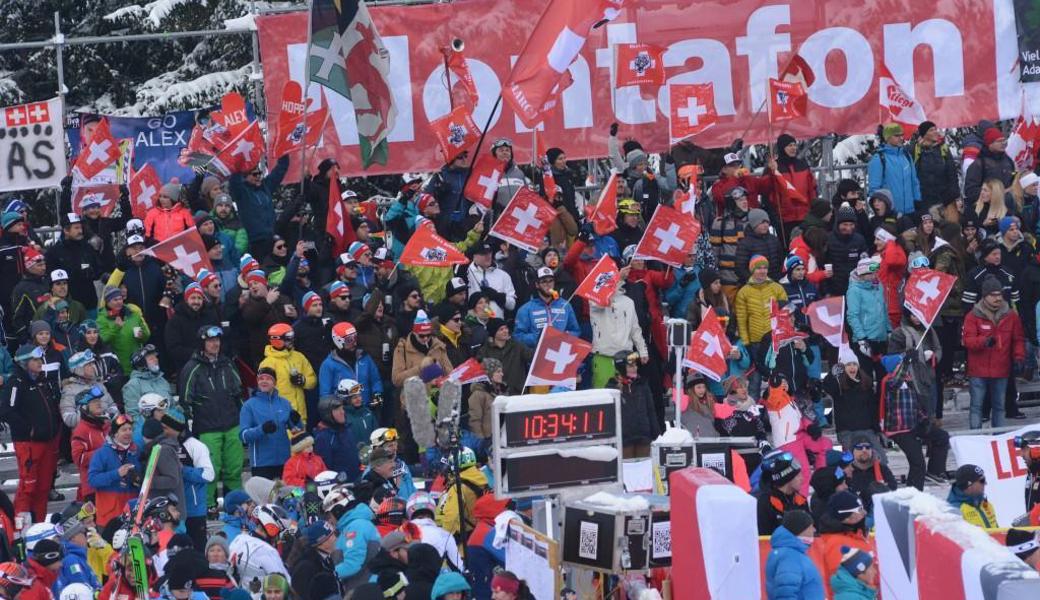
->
xmin=665 ymin=254 xmax=701 ymax=319
xmin=513 ymin=267 xmax=580 ymax=348
xmin=324 ymin=485 xmax=381 ymax=588
xmin=0 ymin=345 xmax=13 ymax=384
xmin=228 ymin=155 xmax=290 ymax=260
xmin=54 ymin=516 xmax=99 ymax=595
xmin=313 ymin=394 xmax=361 ymax=479
xmin=846 ymin=256 xmax=891 ymax=364
xmin=239 ymin=367 xmax=302 ymax=480
xmin=765 ymin=510 xmax=825 ymax=600
xmin=867 ymin=123 xmax=921 ymax=216
xmin=383 ymin=180 xmax=421 ymax=258
xmin=431 ymin=572 xmax=472 ymax=600
xmin=220 ymin=489 xmax=254 ymax=542
xmin=318 ymin=322 xmax=382 ymax=405
xmin=87 ymin=414 xmax=141 ymax=529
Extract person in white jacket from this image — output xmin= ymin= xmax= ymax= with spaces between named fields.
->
xmin=60 ymin=350 xmax=116 ymax=428
xmin=229 ymin=505 xmax=292 ymax=598
xmin=590 ymin=281 xmax=648 ymax=388
xmin=406 ymin=492 xmax=463 ymax=571
xmin=467 ymin=241 xmax=517 ymax=318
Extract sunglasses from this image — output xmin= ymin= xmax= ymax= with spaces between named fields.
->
xmin=274 ymin=244 xmax=287 ymax=250
xmin=408 ymin=293 xmax=421 ymax=299
xmin=853 ymin=443 xmax=873 ymax=451
xmin=450 ymin=316 xmax=462 ymax=322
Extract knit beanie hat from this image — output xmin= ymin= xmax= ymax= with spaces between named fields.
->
xmin=827 ymin=490 xmax=865 ymax=521
xmin=626 ymin=149 xmax=648 ymax=169
xmin=748 ymin=254 xmax=769 ymax=272
xmin=103 ymin=285 xmax=123 ymax=303
xmin=0 ymin=211 xmax=23 ymax=230
xmin=302 ymin=291 xmax=322 ymax=313
xmin=836 ymin=179 xmax=862 ymax=199
xmin=205 ymin=535 xmax=230 ymax=560
xmin=781 ymin=509 xmax=813 ymax=536
xmin=239 ymin=254 xmax=260 ymax=275
xmin=1006 ymin=528 xmax=1040 ymax=560
xmin=855 ymin=256 xmax=879 ymax=276
xmin=747 ymin=208 xmax=770 ymax=230
xmin=32 ymin=538 xmax=64 ymax=566
xmin=160 ymin=183 xmax=182 ymax=201
xmin=839 ymin=546 xmax=874 ymax=576
xmin=485 ymin=317 xmax=508 ymax=339
xmin=290 ymin=431 xmax=314 ymax=454
xmin=881 ymin=123 xmax=903 ymax=139
xmin=482 ymin=357 xmax=503 ymax=377
xmin=698 ymin=268 xmax=721 ymax=289
xmin=142 ymin=418 xmax=163 ymax=441
xmin=983 ymin=127 xmax=1004 ymax=146
xmin=546 ymin=147 xmax=565 ymax=165
xmin=784 ymin=254 xmax=804 ymax=272
xmin=917 ymin=121 xmax=937 ymax=137
xmin=999 ymin=216 xmax=1020 ymax=235
xmin=980 ymin=275 xmax=1003 ymax=297
xmin=184 ymin=282 xmax=204 ymax=301
xmin=809 ymin=199 xmax=832 ymax=219
xmin=29 ymin=320 xmax=51 ymax=338
xmin=765 ymin=449 xmax=802 ymax=487
xmin=835 ymin=204 xmax=857 ymax=225
xmin=412 ymin=310 xmax=433 ymax=335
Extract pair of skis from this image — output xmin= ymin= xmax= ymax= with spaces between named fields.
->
xmin=126 ymin=446 xmax=162 ymax=598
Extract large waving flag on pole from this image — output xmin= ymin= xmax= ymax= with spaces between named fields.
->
xmin=309 ymin=0 xmax=397 ymax=168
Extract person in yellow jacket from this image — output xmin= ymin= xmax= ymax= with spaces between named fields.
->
xmin=947 ymin=464 xmax=998 ymax=528
xmin=258 ymin=323 xmax=317 ymax=425
xmin=435 ymin=446 xmax=489 ymax=538
xmin=734 ymin=254 xmax=788 ymax=345
xmin=410 ymin=214 xmax=484 ymax=304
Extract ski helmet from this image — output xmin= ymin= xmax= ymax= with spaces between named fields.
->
xmin=331 ymin=322 xmax=357 ymax=350
xmin=405 ymin=492 xmax=437 ymax=519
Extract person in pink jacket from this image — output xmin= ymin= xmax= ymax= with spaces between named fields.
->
xmin=144 ymin=182 xmax=194 ymax=241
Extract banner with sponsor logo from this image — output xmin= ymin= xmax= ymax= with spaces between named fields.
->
xmin=950 ymin=424 xmax=1038 ymax=526
xmin=0 ymin=98 xmax=65 ymax=192
xmin=256 ymin=0 xmax=1026 ymax=178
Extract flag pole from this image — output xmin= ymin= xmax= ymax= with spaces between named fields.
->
xmin=299 ymin=0 xmax=315 ymax=195
xmin=736 ymin=53 xmax=800 ymax=145
xmin=459 ymin=93 xmax=503 ymax=216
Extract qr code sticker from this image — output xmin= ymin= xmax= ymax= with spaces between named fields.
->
xmin=579 ymin=521 xmax=599 ymax=560
xmin=652 ymin=520 xmax=672 ymax=559
xmin=701 ymin=452 xmax=726 ymax=475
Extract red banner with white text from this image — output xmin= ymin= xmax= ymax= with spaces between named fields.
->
xmin=257 ymin=0 xmax=1010 ymax=179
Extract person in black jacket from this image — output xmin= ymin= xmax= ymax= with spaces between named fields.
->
xmin=546 ymin=147 xmax=580 ymax=224
xmin=735 ymin=209 xmax=783 ymax=282
xmin=961 ymin=238 xmax=1019 ymax=309
xmin=913 ymin=121 xmax=961 ymax=215
xmin=424 ymin=152 xmax=471 ymax=243
xmin=823 ymin=355 xmax=886 ymax=464
xmin=846 ymin=433 xmax=897 ymax=517
xmin=165 ymin=284 xmax=220 ymax=369
xmin=289 ymin=521 xmax=339 ymax=600
xmin=404 ymin=543 xmax=442 ymax=600
xmin=45 ymin=213 xmax=101 ymax=310
xmin=293 ymin=291 xmax=332 ymax=374
xmin=607 ymin=351 xmax=659 ymax=458
xmin=826 ymin=205 xmax=868 ymax=296
xmin=0 ymin=345 xmax=62 ymax=520
xmin=964 ymin=127 xmax=1015 ymax=203
xmin=9 ymin=249 xmax=49 ymax=342
xmin=611 ymin=199 xmax=645 ymax=251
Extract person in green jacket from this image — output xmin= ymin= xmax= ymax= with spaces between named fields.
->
xmin=212 ymin=193 xmax=249 ymax=256
xmin=830 ymin=546 xmax=878 ymax=600
xmin=97 ymin=286 xmax=150 ymax=373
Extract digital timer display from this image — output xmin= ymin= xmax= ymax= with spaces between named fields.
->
xmin=502 ymin=404 xmax=617 ymax=447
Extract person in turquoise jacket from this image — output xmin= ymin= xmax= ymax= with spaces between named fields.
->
xmin=431 ymin=572 xmax=472 ymax=600
xmin=382 ymin=189 xmax=420 ymax=259
xmin=239 ymin=367 xmax=303 ymax=479
xmin=665 ymin=259 xmax=701 ymax=319
xmin=867 ymin=123 xmax=921 ymax=215
xmin=831 ymin=546 xmax=878 ymax=600
xmin=327 ymin=489 xmax=381 ymax=586
xmin=765 ymin=510 xmax=825 ymax=600
xmin=846 ymin=257 xmax=891 ymax=347
xmin=0 ymin=345 xmax=12 ymax=385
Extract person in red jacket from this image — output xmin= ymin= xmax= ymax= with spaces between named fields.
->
xmin=70 ymin=388 xmax=111 ymax=502
xmin=281 ymin=432 xmax=327 ymax=487
xmin=773 ymin=134 xmax=817 ymax=244
xmin=874 ymin=225 xmax=907 ymax=329
xmin=962 ymin=276 xmax=1026 ymax=429
xmin=22 ymin=539 xmax=61 ymax=600
xmin=0 ymin=562 xmax=35 ymax=600
xmin=710 ymin=152 xmax=777 ymax=215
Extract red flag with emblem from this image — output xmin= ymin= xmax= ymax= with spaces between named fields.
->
xmin=72 ymin=184 xmax=121 ymax=218
xmin=633 ymin=204 xmax=700 ymax=268
xmin=273 ymin=92 xmax=330 ymax=161
xmin=429 ymin=104 xmax=481 ymax=162
xmin=878 ymin=64 xmax=926 ymax=134
xmin=585 ymin=171 xmax=618 ymax=236
xmin=399 ymin=225 xmax=469 ymax=268
xmin=489 ymin=187 xmax=556 ymax=253
xmin=683 ymin=307 xmax=733 ymax=382
xmin=768 ymin=78 xmax=808 ymax=123
xmin=73 ymin=117 xmax=121 ymax=180
xmin=216 ymin=121 xmax=266 ymax=174
xmin=770 ymin=298 xmax=808 ymax=354
xmin=138 ymin=227 xmax=214 ymax=279
xmin=464 ymin=154 xmax=506 ymax=210
xmin=525 ymin=325 xmax=593 ymax=389
xmin=504 ymin=0 xmax=627 ymax=128
xmin=445 ymin=358 xmax=488 ymax=385
xmin=444 ymin=47 xmax=479 ymax=107
xmin=805 ymin=296 xmax=847 ymax=348
xmin=669 ymin=83 xmax=718 ymax=142
xmin=129 ymin=164 xmax=162 ymax=220
xmin=574 ymin=254 xmax=620 ymax=307
xmin=1006 ymin=110 xmax=1040 ymax=172
xmin=327 ymin=175 xmax=356 ymax=257
xmin=614 ymin=43 xmax=665 ymax=88
xmin=903 ymin=268 xmax=956 ymax=328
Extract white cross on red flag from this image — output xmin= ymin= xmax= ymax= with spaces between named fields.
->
xmin=633 ymin=204 xmax=700 ymax=268
xmin=669 ymin=83 xmax=718 ymax=142
xmin=463 ymin=154 xmax=506 ymax=210
xmin=72 ymin=184 xmax=121 ymax=218
xmin=129 ymin=163 xmax=162 ymax=220
xmin=73 ymin=117 xmax=121 ymax=180
xmin=489 ymin=187 xmax=556 ymax=253
xmin=585 ymin=171 xmax=618 ymax=236
xmin=399 ymin=224 xmax=470 ymax=268
xmin=770 ymin=298 xmax=809 ymax=354
xmin=525 ymin=325 xmax=593 ymax=389
xmin=217 ymin=121 xmax=266 ymax=174
xmin=903 ymin=268 xmax=956 ymax=328
xmin=574 ymin=254 xmax=620 ymax=307
xmin=429 ymin=103 xmax=480 ymax=162
xmin=614 ymin=43 xmax=666 ymax=87
xmin=683 ymin=307 xmax=733 ymax=382
xmin=138 ymin=227 xmax=214 ymax=279
xmin=805 ymin=296 xmax=847 ymax=348
xmin=534 ymin=130 xmax=558 ymax=201
xmin=327 ymin=176 xmax=356 ymax=257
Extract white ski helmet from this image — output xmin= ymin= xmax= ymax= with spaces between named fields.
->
xmin=314 ymin=471 xmax=340 ymax=499
xmin=322 ymin=484 xmax=356 ymax=514
xmin=336 ymin=378 xmax=362 ymax=401
xmin=252 ymin=504 xmax=293 ymax=540
xmin=405 ymin=492 xmax=437 ymax=519
xmin=23 ymin=523 xmax=57 ymax=551
xmin=370 ymin=427 xmax=398 ymax=447
xmin=138 ymin=393 xmax=169 ymax=415
xmin=59 ymin=583 xmax=93 ymax=600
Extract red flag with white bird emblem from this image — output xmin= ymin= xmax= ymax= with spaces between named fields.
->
xmin=574 ymin=254 xmax=620 ymax=307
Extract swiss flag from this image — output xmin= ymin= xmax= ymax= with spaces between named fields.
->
xmin=903 ymin=268 xmax=956 ymax=328
xmin=770 ymin=298 xmax=808 ymax=354
xmin=768 ymin=78 xmax=808 ymax=123
xmin=669 ymin=83 xmax=718 ymax=142
xmin=73 ymin=117 xmax=121 ymax=180
xmin=878 ymin=64 xmax=926 ymax=134
xmin=534 ymin=130 xmax=558 ymax=201
xmin=805 ymin=296 xmax=847 ymax=348
xmin=72 ymin=184 xmax=121 ymax=217
xmin=574 ymin=254 xmax=620 ymax=307
xmin=504 ymin=0 xmax=626 ymax=128
xmin=683 ymin=307 xmax=733 ymax=382
xmin=772 ymin=172 xmax=809 ymax=223
xmin=614 ymin=43 xmax=665 ymax=87
xmin=129 ymin=163 xmax=162 ymax=220
xmin=443 ymin=358 xmax=488 ymax=385
xmin=445 ymin=48 xmax=479 ymax=107
xmin=525 ymin=325 xmax=593 ymax=390
xmin=1006 ymin=110 xmax=1040 ymax=172
xmin=217 ymin=121 xmax=266 ymax=174
xmin=273 ymin=99 xmax=329 ymax=160
xmin=429 ymin=104 xmax=480 ymax=162
xmin=633 ymin=204 xmax=700 ymax=268
xmin=327 ymin=176 xmax=356 ymax=257
xmin=585 ymin=171 xmax=618 ymax=236
xmin=139 ymin=227 xmax=214 ymax=279
xmin=399 ymin=225 xmax=469 ymax=268
xmin=463 ymin=154 xmax=506 ymax=210
xmin=489 ymin=187 xmax=556 ymax=253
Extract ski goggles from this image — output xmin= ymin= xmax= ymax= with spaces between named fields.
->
xmin=375 ymin=428 xmax=399 ymax=444
xmin=86 ymin=385 xmax=105 ymax=399
xmin=77 ymin=501 xmax=96 ymax=520
xmin=200 ymin=326 xmax=223 ymax=339
xmin=111 ymin=414 xmax=134 ymax=429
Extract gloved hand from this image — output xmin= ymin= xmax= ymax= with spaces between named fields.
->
xmin=680 ymin=272 xmax=695 ymax=287
xmin=923 ymin=350 xmax=934 ymax=362
xmin=370 ymin=394 xmax=383 ymax=407
xmin=758 ymin=441 xmax=773 ymax=455
xmin=609 ymin=122 xmax=619 ymax=137
xmin=807 ymin=423 xmax=823 ymax=441
xmin=289 ymin=410 xmax=302 ymax=426
xmin=262 ymin=420 xmax=277 ymax=434
xmin=985 ymin=336 xmax=997 ymax=348
xmin=1014 ymin=360 xmax=1026 ymax=376
xmin=858 ymin=340 xmax=871 ymax=356
xmin=577 ymin=223 xmax=594 ymax=243
xmin=290 ymin=372 xmax=305 ymax=387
